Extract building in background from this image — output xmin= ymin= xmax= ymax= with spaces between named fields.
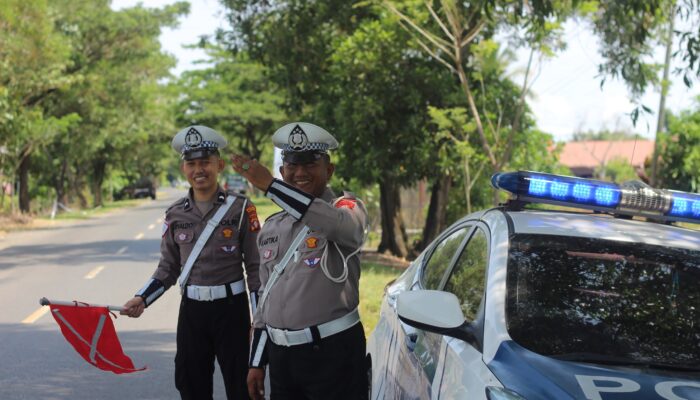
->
xmin=559 ymin=140 xmax=654 ymax=180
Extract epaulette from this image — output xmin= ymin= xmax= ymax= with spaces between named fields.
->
xmin=166 ymin=196 xmax=188 ymax=213
xmin=265 ymin=210 xmax=285 ymax=222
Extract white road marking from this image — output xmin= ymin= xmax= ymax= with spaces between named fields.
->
xmin=22 ymin=307 xmax=49 ymax=324
xmin=134 ymin=232 xmax=144 ymax=240
xmin=84 ymin=265 xmax=105 ymax=280
xmin=147 ymin=224 xmax=155 ymax=230
xmin=116 ymin=246 xmax=128 ymax=255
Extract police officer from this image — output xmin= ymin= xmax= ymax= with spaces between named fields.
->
xmin=121 ymin=125 xmax=261 ymax=400
xmin=231 ymin=122 xmax=369 ymax=400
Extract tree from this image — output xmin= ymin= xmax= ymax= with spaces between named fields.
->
xmin=175 ymin=48 xmax=286 ymax=162
xmin=656 ymin=108 xmax=700 ymax=192
xmin=383 ymin=0 xmax=574 ymax=205
xmin=36 ymin=0 xmax=187 ymax=208
xmin=319 ymin=17 xmax=457 ymax=257
xmin=0 ymin=0 xmax=76 ymax=212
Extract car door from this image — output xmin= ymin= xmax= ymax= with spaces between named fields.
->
xmin=386 ymin=223 xmax=474 ymax=399
xmin=438 ymin=224 xmax=500 ymax=399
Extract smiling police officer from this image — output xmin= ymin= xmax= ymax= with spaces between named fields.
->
xmin=231 ymin=122 xmax=369 ymax=400
xmin=121 ymin=125 xmax=261 ymax=400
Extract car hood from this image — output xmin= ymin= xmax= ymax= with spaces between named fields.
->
xmin=487 ymin=341 xmax=700 ymax=400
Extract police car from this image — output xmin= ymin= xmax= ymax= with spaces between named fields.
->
xmin=367 ymin=171 xmax=700 ymax=400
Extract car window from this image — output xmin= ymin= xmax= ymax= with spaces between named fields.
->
xmin=422 ymin=227 xmax=470 ymax=290
xmin=443 ymin=228 xmax=488 ymax=320
xmin=506 ymin=234 xmax=700 ymax=368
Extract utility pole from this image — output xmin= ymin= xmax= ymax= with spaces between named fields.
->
xmin=651 ymin=2 xmax=676 ymax=186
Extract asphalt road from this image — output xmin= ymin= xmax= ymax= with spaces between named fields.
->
xmin=0 ymin=187 xmax=231 ymax=399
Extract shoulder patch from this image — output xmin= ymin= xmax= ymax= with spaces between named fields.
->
xmin=161 ymin=221 xmax=169 ymax=237
xmin=245 ymin=204 xmax=261 ymax=232
xmin=335 ymin=198 xmax=356 ymax=210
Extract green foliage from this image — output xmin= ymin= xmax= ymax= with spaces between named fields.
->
xmin=595 ymin=157 xmax=639 ymax=183
xmin=657 ymin=109 xmax=700 ymax=192
xmin=0 ymin=0 xmax=188 ymax=212
xmin=175 ymin=48 xmax=286 ymax=163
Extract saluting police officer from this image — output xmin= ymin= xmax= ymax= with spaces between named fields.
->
xmin=231 ymin=122 xmax=369 ymax=400
xmin=121 ymin=125 xmax=261 ymax=400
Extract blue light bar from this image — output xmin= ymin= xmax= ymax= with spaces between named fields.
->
xmin=491 ymin=171 xmax=700 ymax=224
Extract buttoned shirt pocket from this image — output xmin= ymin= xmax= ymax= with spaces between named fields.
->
xmin=214 ymin=226 xmax=240 ymax=262
xmin=299 ymin=234 xmax=327 ymax=254
xmin=259 ymin=241 xmax=279 ymax=266
xmin=174 ymin=229 xmax=195 ymax=265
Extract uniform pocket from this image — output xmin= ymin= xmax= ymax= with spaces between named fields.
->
xmin=260 ymin=242 xmax=279 ymax=264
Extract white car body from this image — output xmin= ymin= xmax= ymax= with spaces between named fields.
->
xmin=367 ymin=208 xmax=700 ymax=400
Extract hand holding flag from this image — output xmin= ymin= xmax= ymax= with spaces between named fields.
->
xmin=40 ymin=297 xmax=146 ymax=374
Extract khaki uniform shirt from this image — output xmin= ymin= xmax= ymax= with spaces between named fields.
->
xmin=153 ymin=187 xmax=261 ymax=292
xmin=253 ymin=188 xmax=367 ymax=330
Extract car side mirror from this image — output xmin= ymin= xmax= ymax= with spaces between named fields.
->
xmin=397 ymin=290 xmax=478 ymax=345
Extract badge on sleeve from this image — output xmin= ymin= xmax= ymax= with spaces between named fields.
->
xmin=161 ymin=221 xmax=169 ymax=237
xmin=246 ymin=205 xmax=261 ymax=232
xmin=335 ymin=198 xmax=356 ymax=210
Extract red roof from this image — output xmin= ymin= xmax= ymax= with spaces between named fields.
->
xmin=559 ymin=140 xmax=655 ymax=170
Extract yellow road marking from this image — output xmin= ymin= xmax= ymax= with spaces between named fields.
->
xmin=22 ymin=307 xmax=49 ymax=324
xmin=148 ymin=224 xmax=155 ymax=230
xmin=134 ymin=232 xmax=144 ymax=240
xmin=84 ymin=265 xmax=105 ymax=280
xmin=116 ymin=246 xmax=128 ymax=255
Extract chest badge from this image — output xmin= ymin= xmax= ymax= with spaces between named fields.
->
xmin=221 ymin=245 xmax=236 ymax=253
xmin=305 ymin=237 xmax=318 ymax=248
xmin=304 ymin=257 xmax=321 ymax=267
xmin=222 ymin=228 xmax=234 ymax=239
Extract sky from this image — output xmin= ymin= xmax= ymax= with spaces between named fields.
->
xmin=112 ymin=0 xmax=700 ymax=142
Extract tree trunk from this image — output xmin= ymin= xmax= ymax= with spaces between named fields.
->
xmin=415 ymin=174 xmax=452 ymax=253
xmin=377 ymin=177 xmax=407 ymax=258
xmin=91 ymin=158 xmax=107 ymax=207
xmin=18 ymin=148 xmax=31 ymax=213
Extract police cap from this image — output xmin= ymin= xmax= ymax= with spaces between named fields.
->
xmin=272 ymin=122 xmax=338 ymax=164
xmin=171 ymin=125 xmax=227 ymax=161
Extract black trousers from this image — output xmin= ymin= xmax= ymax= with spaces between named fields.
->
xmin=175 ymin=291 xmax=250 ymax=400
xmin=268 ymin=322 xmax=369 ymax=400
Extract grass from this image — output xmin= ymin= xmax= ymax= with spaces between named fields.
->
xmin=43 ymin=198 xmax=147 ymax=221
xmin=359 ymin=262 xmax=404 ymax=337
xmin=249 ymin=195 xmax=281 ymax=222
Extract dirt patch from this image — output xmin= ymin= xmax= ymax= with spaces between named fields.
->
xmin=0 ymin=214 xmax=73 ymax=238
xmin=361 ymin=250 xmax=410 ymax=269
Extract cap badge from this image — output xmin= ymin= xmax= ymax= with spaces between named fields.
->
xmin=288 ymin=124 xmax=309 ymax=151
xmin=185 ymin=127 xmax=203 ymax=148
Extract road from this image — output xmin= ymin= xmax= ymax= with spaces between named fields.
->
xmin=0 ymin=187 xmax=230 ymax=399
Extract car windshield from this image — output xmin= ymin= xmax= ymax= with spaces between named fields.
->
xmin=506 ymin=234 xmax=700 ymax=368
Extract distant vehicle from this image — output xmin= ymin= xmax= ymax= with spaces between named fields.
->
xmin=115 ymin=177 xmax=156 ymax=200
xmin=223 ymin=173 xmax=248 ymax=195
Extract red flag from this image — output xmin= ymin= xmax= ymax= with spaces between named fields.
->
xmin=49 ymin=303 xmax=145 ymax=374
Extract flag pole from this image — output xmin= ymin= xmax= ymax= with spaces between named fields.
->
xmin=40 ymin=297 xmax=125 ymax=312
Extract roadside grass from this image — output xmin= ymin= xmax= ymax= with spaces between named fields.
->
xmin=250 ymin=195 xmax=281 ymax=222
xmin=44 ymin=198 xmax=147 ymax=221
xmin=359 ymin=262 xmax=404 ymax=337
